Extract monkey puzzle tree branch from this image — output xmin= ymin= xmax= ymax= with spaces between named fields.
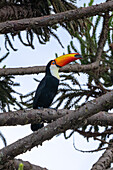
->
xmin=0 ymin=108 xmax=67 ymax=126
xmin=0 ymin=4 xmax=36 ymax=22
xmin=87 ymin=111 xmax=113 ymax=126
xmin=91 ymin=146 xmax=113 ymax=170
xmin=0 ymin=1 xmax=113 ymax=34
xmin=0 ymin=158 xmax=47 ymax=170
xmin=0 ymin=108 xmax=113 ymax=127
xmin=95 ymin=12 xmax=109 ymax=61
xmin=0 ymin=63 xmax=108 ymax=76
xmin=1 ymin=91 xmax=113 ymax=164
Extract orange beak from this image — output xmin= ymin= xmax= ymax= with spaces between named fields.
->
xmin=54 ymin=53 xmax=82 ymax=67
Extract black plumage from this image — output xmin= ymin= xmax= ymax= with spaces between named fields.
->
xmin=31 ymin=60 xmax=59 ymax=131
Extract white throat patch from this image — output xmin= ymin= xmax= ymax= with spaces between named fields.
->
xmin=50 ymin=65 xmax=60 ymax=80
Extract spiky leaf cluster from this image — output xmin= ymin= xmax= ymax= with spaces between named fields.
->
xmin=0 ymin=75 xmax=23 ymax=112
xmin=0 ymin=53 xmax=24 ymax=147
xmin=0 ymin=54 xmax=23 ymax=112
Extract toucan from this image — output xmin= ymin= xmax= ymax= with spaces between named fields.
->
xmin=31 ymin=53 xmax=82 ymax=131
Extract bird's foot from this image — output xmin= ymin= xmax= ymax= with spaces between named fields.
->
xmin=37 ymin=106 xmax=44 ymax=110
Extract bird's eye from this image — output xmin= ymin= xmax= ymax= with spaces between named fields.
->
xmin=51 ymin=61 xmax=55 ymax=65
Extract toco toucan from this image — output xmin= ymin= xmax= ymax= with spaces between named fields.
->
xmin=31 ymin=53 xmax=82 ymax=131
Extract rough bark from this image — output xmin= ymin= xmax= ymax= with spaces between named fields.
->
xmin=1 ymin=90 xmax=113 ymax=164
xmin=0 ymin=158 xmax=47 ymax=170
xmin=96 ymin=12 xmax=109 ymax=61
xmin=0 ymin=1 xmax=113 ymax=34
xmin=0 ymin=108 xmax=68 ymax=126
xmin=91 ymin=147 xmax=113 ymax=170
xmin=0 ymin=63 xmax=108 ymax=76
xmin=0 ymin=109 xmax=113 ymax=127
xmin=87 ymin=112 xmax=113 ymax=126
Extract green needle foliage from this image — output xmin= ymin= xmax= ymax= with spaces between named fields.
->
xmin=51 ymin=0 xmax=113 ymax=150
xmin=0 ymin=75 xmax=23 ymax=112
xmin=0 ymin=54 xmax=23 ymax=112
xmin=0 ymin=53 xmax=24 ymax=147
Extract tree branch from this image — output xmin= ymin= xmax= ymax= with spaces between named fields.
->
xmin=1 ymin=90 xmax=113 ymax=164
xmin=0 ymin=107 xmax=113 ymax=127
xmin=0 ymin=63 xmax=108 ymax=76
xmin=91 ymin=146 xmax=113 ymax=170
xmin=0 ymin=1 xmax=113 ymax=34
xmin=0 ymin=158 xmax=47 ymax=170
xmin=96 ymin=12 xmax=109 ymax=61
xmin=87 ymin=111 xmax=113 ymax=126
xmin=0 ymin=10 xmax=109 ymax=77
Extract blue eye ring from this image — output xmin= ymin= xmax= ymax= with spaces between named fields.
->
xmin=51 ymin=61 xmax=56 ymax=65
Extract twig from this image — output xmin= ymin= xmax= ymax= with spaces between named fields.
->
xmin=94 ymin=137 xmax=110 ymax=145
xmin=76 ymin=128 xmax=113 ymax=138
xmin=73 ymin=134 xmax=107 ymax=153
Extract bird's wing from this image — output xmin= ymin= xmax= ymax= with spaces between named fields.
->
xmin=33 ymin=77 xmax=46 ymax=109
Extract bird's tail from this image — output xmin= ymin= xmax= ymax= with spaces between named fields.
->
xmin=31 ymin=123 xmax=44 ymax=131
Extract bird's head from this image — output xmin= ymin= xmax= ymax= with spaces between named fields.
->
xmin=52 ymin=53 xmax=82 ymax=67
xmin=46 ymin=53 xmax=82 ymax=79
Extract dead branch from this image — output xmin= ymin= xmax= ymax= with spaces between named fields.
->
xmin=1 ymin=90 xmax=113 ymax=164
xmin=0 ymin=1 xmax=113 ymax=34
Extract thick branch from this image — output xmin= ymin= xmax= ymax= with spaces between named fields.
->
xmin=0 ymin=158 xmax=47 ymax=170
xmin=0 ymin=63 xmax=108 ymax=76
xmin=0 ymin=1 xmax=113 ymax=34
xmin=0 ymin=108 xmax=113 ymax=127
xmin=87 ymin=111 xmax=113 ymax=126
xmin=91 ymin=147 xmax=113 ymax=170
xmin=0 ymin=108 xmax=67 ymax=126
xmin=1 ymin=90 xmax=113 ymax=164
